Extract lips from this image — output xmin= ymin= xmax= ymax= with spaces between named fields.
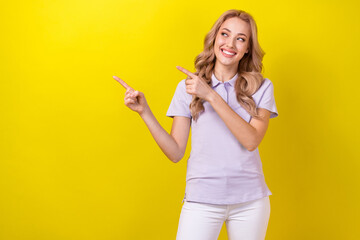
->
xmin=220 ymin=48 xmax=237 ymax=58
xmin=221 ymin=48 xmax=237 ymax=55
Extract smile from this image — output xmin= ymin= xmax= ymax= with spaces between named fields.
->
xmin=221 ymin=49 xmax=237 ymax=58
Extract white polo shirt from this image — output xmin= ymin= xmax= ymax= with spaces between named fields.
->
xmin=166 ymin=72 xmax=278 ymax=205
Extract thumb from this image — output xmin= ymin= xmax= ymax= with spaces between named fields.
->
xmin=132 ymin=90 xmax=140 ymax=98
xmin=136 ymin=91 xmax=146 ymax=102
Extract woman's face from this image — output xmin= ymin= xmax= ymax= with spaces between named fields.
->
xmin=214 ymin=17 xmax=251 ymax=69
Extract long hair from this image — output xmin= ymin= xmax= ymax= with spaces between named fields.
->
xmin=189 ymin=9 xmax=266 ymax=121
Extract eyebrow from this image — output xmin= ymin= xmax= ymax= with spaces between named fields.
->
xmin=222 ymin=28 xmax=247 ymax=37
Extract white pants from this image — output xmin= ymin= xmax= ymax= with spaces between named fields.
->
xmin=176 ymin=196 xmax=270 ymax=240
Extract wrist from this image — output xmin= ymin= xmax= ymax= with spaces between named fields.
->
xmin=139 ymin=105 xmax=151 ymax=118
xmin=206 ymin=89 xmax=218 ymax=104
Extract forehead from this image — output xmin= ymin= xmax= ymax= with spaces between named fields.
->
xmin=220 ymin=17 xmax=251 ymax=36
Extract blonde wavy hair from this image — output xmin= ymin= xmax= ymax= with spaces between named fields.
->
xmin=189 ymin=9 xmax=266 ymax=121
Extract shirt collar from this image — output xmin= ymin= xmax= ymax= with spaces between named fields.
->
xmin=211 ymin=72 xmax=239 ymax=88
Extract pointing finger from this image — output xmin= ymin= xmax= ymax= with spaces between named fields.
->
xmin=176 ymin=66 xmax=196 ymax=78
xmin=113 ymin=76 xmax=133 ymax=91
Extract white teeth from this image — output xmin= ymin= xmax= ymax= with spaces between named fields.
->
xmin=222 ymin=49 xmax=235 ymax=55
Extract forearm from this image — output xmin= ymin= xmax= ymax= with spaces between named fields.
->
xmin=139 ymin=107 xmax=183 ymax=162
xmin=207 ymin=91 xmax=258 ymax=151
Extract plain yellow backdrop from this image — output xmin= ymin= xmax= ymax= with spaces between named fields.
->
xmin=1 ymin=0 xmax=359 ymax=239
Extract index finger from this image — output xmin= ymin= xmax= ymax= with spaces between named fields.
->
xmin=176 ymin=66 xmax=196 ymax=78
xmin=113 ymin=76 xmax=133 ymax=90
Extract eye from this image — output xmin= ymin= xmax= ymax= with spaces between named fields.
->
xmin=221 ymin=32 xmax=245 ymax=42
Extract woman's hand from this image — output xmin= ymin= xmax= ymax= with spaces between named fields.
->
xmin=176 ymin=66 xmax=214 ymax=101
xmin=113 ymin=76 xmax=149 ymax=115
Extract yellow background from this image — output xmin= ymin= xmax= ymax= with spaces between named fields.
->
xmin=1 ymin=0 xmax=359 ymax=239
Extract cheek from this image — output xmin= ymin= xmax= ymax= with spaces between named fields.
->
xmin=215 ymin=37 xmax=225 ymax=47
xmin=217 ymin=39 xmax=226 ymax=46
xmin=237 ymin=42 xmax=248 ymax=51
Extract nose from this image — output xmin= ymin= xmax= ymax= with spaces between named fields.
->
xmin=226 ymin=37 xmax=236 ymax=49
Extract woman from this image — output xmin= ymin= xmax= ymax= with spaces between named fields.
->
xmin=114 ymin=9 xmax=278 ymax=240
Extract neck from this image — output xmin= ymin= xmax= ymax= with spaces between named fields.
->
xmin=213 ymin=62 xmax=238 ymax=83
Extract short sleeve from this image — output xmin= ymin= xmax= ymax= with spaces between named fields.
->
xmin=166 ymin=80 xmax=192 ymax=118
xmin=257 ymin=79 xmax=279 ymax=118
